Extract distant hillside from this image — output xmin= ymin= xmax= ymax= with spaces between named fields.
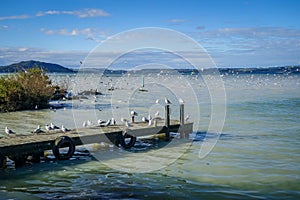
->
xmin=1 ymin=61 xmax=299 ymax=75
xmin=0 ymin=60 xmax=74 ymax=73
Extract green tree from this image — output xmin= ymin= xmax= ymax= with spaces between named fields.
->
xmin=0 ymin=68 xmax=55 ymax=112
xmin=0 ymin=75 xmax=25 ymax=112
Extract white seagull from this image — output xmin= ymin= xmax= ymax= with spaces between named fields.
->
xmin=33 ymin=125 xmax=44 ymax=134
xmin=45 ymin=124 xmax=52 ymax=131
xmin=142 ymin=116 xmax=149 ymax=123
xmin=165 ymin=97 xmax=172 ymax=104
xmin=111 ymin=118 xmax=116 ymax=125
xmin=130 ymin=110 xmax=138 ymax=116
xmin=50 ymin=122 xmax=60 ymax=130
xmin=147 ymin=114 xmax=153 ymax=126
xmin=87 ymin=120 xmax=93 ymax=126
xmin=5 ymin=126 xmax=15 ymax=135
xmin=97 ymin=119 xmax=106 ymax=126
xmin=104 ymin=119 xmax=111 ymax=127
xmin=98 ymin=119 xmax=111 ymax=127
xmin=185 ymin=114 xmax=190 ymax=122
xmin=61 ymin=125 xmax=70 ymax=132
xmin=179 ymin=98 xmax=184 ymax=104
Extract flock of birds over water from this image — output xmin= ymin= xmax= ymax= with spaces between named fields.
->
xmin=3 ymin=97 xmax=190 ymax=136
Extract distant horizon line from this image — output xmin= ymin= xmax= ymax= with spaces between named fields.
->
xmin=1 ymin=60 xmax=299 ymax=72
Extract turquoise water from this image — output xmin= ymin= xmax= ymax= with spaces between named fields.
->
xmin=0 ymin=73 xmax=299 ymax=199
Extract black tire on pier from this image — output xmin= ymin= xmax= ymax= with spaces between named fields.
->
xmin=120 ymin=133 xmax=136 ymax=149
xmin=52 ymin=136 xmax=75 ymax=160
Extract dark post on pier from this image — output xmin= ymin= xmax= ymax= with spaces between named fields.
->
xmin=165 ymin=104 xmax=170 ymax=140
xmin=180 ymin=103 xmax=184 ymax=125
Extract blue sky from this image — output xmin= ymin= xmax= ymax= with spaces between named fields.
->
xmin=0 ymin=0 xmax=299 ymax=68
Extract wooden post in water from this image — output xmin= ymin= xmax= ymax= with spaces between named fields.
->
xmin=179 ymin=101 xmax=190 ymax=138
xmin=165 ymin=104 xmax=170 ymax=140
xmin=180 ymin=103 xmax=184 ymax=125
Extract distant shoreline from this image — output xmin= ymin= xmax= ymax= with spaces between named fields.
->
xmin=0 ymin=60 xmax=299 ymax=75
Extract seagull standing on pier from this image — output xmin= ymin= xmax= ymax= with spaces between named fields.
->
xmin=33 ymin=125 xmax=44 ymax=134
xmin=97 ymin=119 xmax=105 ymax=126
xmin=130 ymin=110 xmax=138 ymax=123
xmin=130 ymin=110 xmax=138 ymax=116
xmin=104 ymin=119 xmax=111 ymax=127
xmin=5 ymin=126 xmax=15 ymax=135
xmin=147 ymin=114 xmax=152 ymax=126
xmin=61 ymin=125 xmax=70 ymax=133
xmin=165 ymin=97 xmax=172 ymax=105
xmin=50 ymin=122 xmax=60 ymax=130
xmin=111 ymin=118 xmax=116 ymax=125
xmin=97 ymin=119 xmax=111 ymax=127
xmin=45 ymin=124 xmax=52 ymax=131
xmin=179 ymin=98 xmax=184 ymax=104
xmin=142 ymin=116 xmax=149 ymax=123
xmin=87 ymin=120 xmax=93 ymax=126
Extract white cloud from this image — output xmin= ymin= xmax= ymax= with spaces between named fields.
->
xmin=18 ymin=47 xmax=28 ymax=52
xmin=36 ymin=8 xmax=110 ymax=18
xmin=0 ymin=14 xmax=31 ymax=20
xmin=71 ymin=8 xmax=110 ymax=18
xmin=40 ymin=27 xmax=108 ymax=42
xmin=168 ymin=19 xmax=186 ymax=23
xmin=36 ymin=10 xmax=60 ymax=16
xmin=0 ymin=8 xmax=110 ymax=21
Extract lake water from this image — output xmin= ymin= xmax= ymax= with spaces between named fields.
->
xmin=0 ymin=72 xmax=299 ymax=199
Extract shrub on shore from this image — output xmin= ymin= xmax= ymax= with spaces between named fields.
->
xmin=0 ymin=68 xmax=56 ymax=112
